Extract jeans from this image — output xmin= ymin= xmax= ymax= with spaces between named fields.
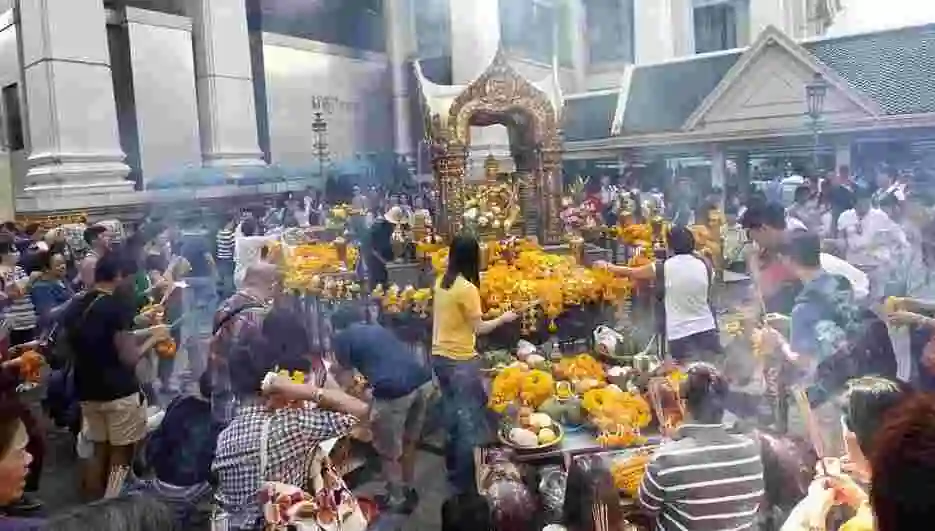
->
xmin=431 ymin=356 xmax=493 ymax=494
xmin=179 ymin=276 xmax=218 ymax=393
xmin=216 ymin=260 xmax=235 ymax=299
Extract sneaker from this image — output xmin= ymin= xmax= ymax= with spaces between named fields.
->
xmin=402 ymin=488 xmax=419 ymax=513
xmin=376 ymin=488 xmax=419 ymax=514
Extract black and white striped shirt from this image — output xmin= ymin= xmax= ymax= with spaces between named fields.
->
xmin=638 ymin=424 xmax=764 ymax=531
xmin=2 ymin=266 xmax=36 ymax=331
xmin=216 ymin=228 xmax=235 ymax=262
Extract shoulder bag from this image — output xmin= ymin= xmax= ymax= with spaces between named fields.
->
xmin=258 ymin=416 xmax=367 ymax=531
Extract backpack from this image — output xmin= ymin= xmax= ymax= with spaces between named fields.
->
xmin=42 ymin=291 xmax=105 ymax=433
xmin=802 ymin=277 xmax=896 ymax=407
xmin=807 ymin=308 xmax=896 ymax=407
xmin=42 ymin=290 xmax=105 ymax=370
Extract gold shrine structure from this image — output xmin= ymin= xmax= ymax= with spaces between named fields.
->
xmin=413 ymin=48 xmax=565 ymax=244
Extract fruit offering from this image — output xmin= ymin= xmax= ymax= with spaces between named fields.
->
xmin=504 ymin=409 xmax=562 ymax=449
xmin=611 ymin=452 xmax=652 ymax=496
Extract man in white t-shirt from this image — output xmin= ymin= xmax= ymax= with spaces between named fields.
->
xmin=596 ymin=226 xmax=720 ymax=363
xmin=836 ymin=187 xmax=907 ymax=302
xmin=233 ymin=217 xmax=279 ymax=289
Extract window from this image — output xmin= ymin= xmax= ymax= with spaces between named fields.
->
xmin=693 ymin=0 xmax=748 ymax=54
xmin=584 ymin=0 xmax=635 ymax=64
xmin=103 ymin=0 xmax=188 ymax=16
xmin=500 ymin=0 xmax=570 ymax=65
xmin=252 ymin=0 xmax=386 ymax=52
xmin=2 ymin=84 xmax=24 ymax=152
xmin=413 ymin=0 xmax=451 ymax=57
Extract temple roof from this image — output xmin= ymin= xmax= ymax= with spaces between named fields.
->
xmin=413 ymin=47 xmax=563 ymax=143
xmin=563 ymin=23 xmax=935 ymax=141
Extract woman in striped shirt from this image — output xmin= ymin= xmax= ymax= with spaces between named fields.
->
xmin=215 ymin=216 xmax=236 ymax=299
xmin=0 ymin=238 xmax=37 ymax=348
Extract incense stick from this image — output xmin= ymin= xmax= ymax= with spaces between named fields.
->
xmin=792 ymin=388 xmax=828 ymax=476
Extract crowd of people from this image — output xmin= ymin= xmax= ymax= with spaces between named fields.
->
xmin=0 ymin=164 xmax=932 ymax=531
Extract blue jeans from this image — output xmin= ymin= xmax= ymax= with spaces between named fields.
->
xmin=180 ymin=276 xmax=218 ymax=393
xmin=216 ymin=260 xmax=235 ymax=300
xmin=431 ymin=356 xmax=493 ymax=494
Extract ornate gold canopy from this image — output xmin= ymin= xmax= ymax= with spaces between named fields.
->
xmin=414 ymin=48 xmax=565 ymax=243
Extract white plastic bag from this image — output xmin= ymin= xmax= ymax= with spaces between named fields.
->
xmin=593 ymin=325 xmax=624 ymax=358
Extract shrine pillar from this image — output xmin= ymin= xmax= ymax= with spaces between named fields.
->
xmin=434 ymin=141 xmax=467 ymax=237
xmin=540 ymin=140 xmax=564 ymax=244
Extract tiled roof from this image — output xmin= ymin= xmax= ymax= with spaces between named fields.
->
xmin=805 ymin=24 xmax=935 ymax=115
xmin=621 ymin=51 xmax=742 ymax=135
xmin=561 ymin=93 xmax=619 ymax=141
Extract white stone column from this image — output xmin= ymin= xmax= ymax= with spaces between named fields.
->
xmin=450 ymin=0 xmax=500 ymax=83
xmin=568 ymin=0 xmax=587 ymax=91
xmin=711 ymin=146 xmax=727 ymax=190
xmin=187 ymin=0 xmax=264 ymax=169
xmin=835 ymin=142 xmax=852 ymax=171
xmin=449 ymin=0 xmax=511 ymax=180
xmin=18 ymin=0 xmax=132 ymax=196
xmin=385 ymin=0 xmax=413 ymax=157
xmin=750 ymin=0 xmax=788 ymax=38
xmin=670 ymin=0 xmax=695 ymax=57
xmin=634 ymin=0 xmax=676 ymax=63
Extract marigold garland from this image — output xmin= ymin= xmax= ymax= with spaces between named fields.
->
xmin=488 ymin=366 xmax=555 ymax=412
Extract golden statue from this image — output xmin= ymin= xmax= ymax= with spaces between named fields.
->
xmin=462 ymin=162 xmax=522 ymax=238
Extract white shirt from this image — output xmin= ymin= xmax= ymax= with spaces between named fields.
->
xmin=837 ymin=208 xmax=907 ymax=268
xmin=600 ymin=185 xmax=617 ymax=206
xmin=786 ymin=216 xmax=808 ymax=231
xmin=661 ymin=254 xmax=716 ymax=340
xmin=820 ymin=253 xmax=869 ymax=301
xmin=233 ymin=224 xmax=279 ymax=286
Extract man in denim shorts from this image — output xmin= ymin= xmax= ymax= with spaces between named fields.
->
xmin=331 ymin=306 xmax=433 ymax=513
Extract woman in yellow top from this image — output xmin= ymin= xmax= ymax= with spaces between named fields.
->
xmin=432 ymin=235 xmax=518 ymax=493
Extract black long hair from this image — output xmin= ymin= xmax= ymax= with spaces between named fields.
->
xmin=441 ymin=234 xmax=480 ymax=289
xmin=229 ymin=306 xmax=319 ymax=396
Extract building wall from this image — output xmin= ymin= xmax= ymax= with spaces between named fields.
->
xmin=0 ymin=9 xmax=25 ymax=200
xmin=123 ymin=8 xmax=201 ymax=183
xmin=261 ymin=34 xmax=393 ymax=170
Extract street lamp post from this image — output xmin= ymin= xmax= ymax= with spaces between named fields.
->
xmin=805 ymin=73 xmax=829 ymax=174
xmin=312 ymin=111 xmax=329 ymax=180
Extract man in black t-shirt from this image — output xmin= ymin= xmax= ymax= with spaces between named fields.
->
xmin=67 ymin=251 xmax=169 ymax=499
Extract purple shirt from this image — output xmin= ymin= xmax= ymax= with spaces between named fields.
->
xmin=0 ymin=517 xmax=43 ymax=530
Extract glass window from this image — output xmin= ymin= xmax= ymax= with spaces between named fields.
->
xmin=412 ymin=0 xmax=451 ymax=57
xmin=2 ymin=84 xmax=24 ymax=152
xmin=104 ymin=0 xmax=188 ymax=16
xmin=693 ymin=0 xmax=747 ymax=54
xmin=251 ymin=0 xmax=386 ymax=53
xmin=584 ymin=0 xmax=635 ymax=64
xmin=500 ymin=0 xmax=561 ymax=65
